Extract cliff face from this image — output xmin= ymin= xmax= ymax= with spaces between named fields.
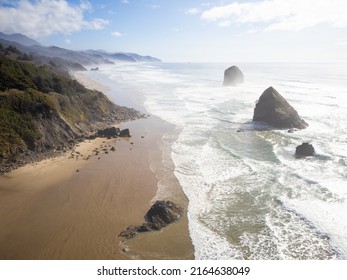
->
xmin=0 ymin=44 xmax=142 ymax=173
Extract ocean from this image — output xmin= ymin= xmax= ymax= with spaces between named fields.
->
xmin=85 ymin=62 xmax=347 ymax=260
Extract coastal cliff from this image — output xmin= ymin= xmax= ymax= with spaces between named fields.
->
xmin=0 ymin=43 xmax=143 ymax=173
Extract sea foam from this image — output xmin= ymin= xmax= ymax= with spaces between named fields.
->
xmin=94 ymin=62 xmax=347 ymax=259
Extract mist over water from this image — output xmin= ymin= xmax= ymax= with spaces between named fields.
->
xmin=89 ymin=62 xmax=347 ymax=259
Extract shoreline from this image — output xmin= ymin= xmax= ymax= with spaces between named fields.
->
xmin=74 ymin=70 xmax=194 ymax=259
xmin=0 ymin=69 xmax=194 ymax=260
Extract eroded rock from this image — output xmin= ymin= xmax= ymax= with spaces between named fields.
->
xmin=253 ymin=86 xmax=308 ymax=129
xmin=295 ymin=142 xmax=315 ymax=158
xmin=118 ymin=200 xmax=183 ymax=239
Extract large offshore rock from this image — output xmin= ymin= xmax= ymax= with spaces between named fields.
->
xmin=223 ymin=66 xmax=244 ymax=86
xmin=253 ymin=86 xmax=308 ymax=129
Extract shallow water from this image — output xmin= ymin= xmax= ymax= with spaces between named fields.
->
xmin=89 ymin=62 xmax=347 ymax=259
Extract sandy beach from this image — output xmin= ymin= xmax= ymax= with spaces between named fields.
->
xmin=0 ymin=73 xmax=193 ymax=260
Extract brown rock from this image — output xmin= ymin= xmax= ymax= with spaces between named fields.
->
xmin=253 ymin=87 xmax=308 ymax=129
xmin=118 ymin=200 xmax=183 ymax=239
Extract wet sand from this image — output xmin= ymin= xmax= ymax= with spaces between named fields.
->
xmin=0 ymin=73 xmax=194 ymax=260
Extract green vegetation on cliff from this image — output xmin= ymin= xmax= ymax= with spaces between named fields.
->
xmin=0 ymin=44 xmax=141 ymax=172
xmin=0 ymin=89 xmax=49 ymax=155
xmin=0 ymin=50 xmax=85 ymax=93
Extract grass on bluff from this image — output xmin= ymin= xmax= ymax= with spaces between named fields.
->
xmin=0 ymin=45 xmax=118 ymax=160
xmin=0 ymin=89 xmax=49 ymax=155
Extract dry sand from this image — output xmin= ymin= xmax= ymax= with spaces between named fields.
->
xmin=0 ymin=73 xmax=194 ymax=260
xmin=72 ymin=71 xmax=109 ymax=94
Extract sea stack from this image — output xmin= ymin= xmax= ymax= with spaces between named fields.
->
xmin=223 ymin=66 xmax=244 ymax=86
xmin=295 ymin=143 xmax=315 ymax=158
xmin=253 ymin=86 xmax=308 ymax=129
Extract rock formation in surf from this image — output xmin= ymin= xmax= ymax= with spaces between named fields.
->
xmin=253 ymin=86 xmax=308 ymax=129
xmin=119 ymin=200 xmax=183 ymax=239
xmin=223 ymin=65 xmax=244 ymax=86
xmin=295 ymin=142 xmax=315 ymax=158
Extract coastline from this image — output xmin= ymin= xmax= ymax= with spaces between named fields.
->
xmin=0 ymin=69 xmax=194 ymax=260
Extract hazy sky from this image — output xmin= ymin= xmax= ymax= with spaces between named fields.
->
xmin=1 ymin=0 xmax=347 ymax=62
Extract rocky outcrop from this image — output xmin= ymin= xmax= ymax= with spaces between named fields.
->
xmin=95 ymin=127 xmax=131 ymax=138
xmin=145 ymin=200 xmax=182 ymax=226
xmin=119 ymin=200 xmax=183 ymax=239
xmin=295 ymin=143 xmax=315 ymax=158
xmin=119 ymin=128 xmax=130 ymax=137
xmin=253 ymin=86 xmax=308 ymax=129
xmin=223 ymin=66 xmax=244 ymax=86
xmin=0 ymin=37 xmax=148 ymax=174
xmin=96 ymin=127 xmax=120 ymax=138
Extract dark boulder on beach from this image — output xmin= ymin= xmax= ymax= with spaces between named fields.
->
xmin=295 ymin=143 xmax=315 ymax=158
xmin=253 ymin=86 xmax=308 ymax=129
xmin=96 ymin=127 xmax=120 ymax=137
xmin=145 ymin=200 xmax=183 ymax=226
xmin=223 ymin=66 xmax=244 ymax=86
xmin=95 ymin=127 xmax=131 ymax=138
xmin=118 ymin=200 xmax=183 ymax=239
xmin=119 ymin=128 xmax=130 ymax=137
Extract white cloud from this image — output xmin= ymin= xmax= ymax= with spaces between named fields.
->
xmin=79 ymin=0 xmax=92 ymax=12
xmin=184 ymin=8 xmax=200 ymax=16
xmin=201 ymin=3 xmax=211 ymax=7
xmin=111 ymin=31 xmax=123 ymax=37
xmin=218 ymin=20 xmax=231 ymax=27
xmin=64 ymin=38 xmax=72 ymax=44
xmin=0 ymin=0 xmax=109 ymax=38
xmin=88 ymin=18 xmax=109 ymax=30
xmin=201 ymin=0 xmax=347 ymax=31
xmin=121 ymin=0 xmax=129 ymax=4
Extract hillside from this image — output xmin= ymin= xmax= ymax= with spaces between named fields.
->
xmin=0 ymin=43 xmax=143 ymax=173
xmin=84 ymin=50 xmax=161 ymax=63
xmin=0 ymin=32 xmax=162 ymax=72
xmin=0 ymin=31 xmax=40 ymax=47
